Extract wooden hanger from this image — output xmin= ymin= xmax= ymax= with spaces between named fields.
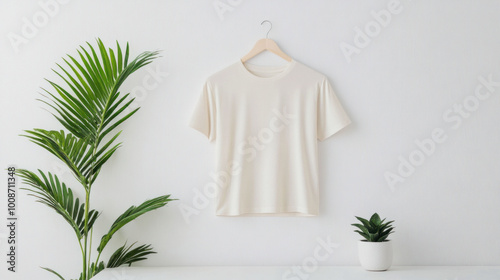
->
xmin=241 ymin=20 xmax=292 ymax=63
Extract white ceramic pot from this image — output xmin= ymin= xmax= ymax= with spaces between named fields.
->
xmin=357 ymin=240 xmax=393 ymax=271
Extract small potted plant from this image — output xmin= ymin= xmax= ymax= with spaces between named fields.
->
xmin=351 ymin=213 xmax=395 ymax=271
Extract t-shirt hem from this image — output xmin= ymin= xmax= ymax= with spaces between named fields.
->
xmin=216 ymin=208 xmax=318 ymax=217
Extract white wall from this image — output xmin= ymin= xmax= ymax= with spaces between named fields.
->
xmin=1 ymin=0 xmax=500 ymax=279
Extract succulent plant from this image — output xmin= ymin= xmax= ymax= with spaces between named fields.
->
xmin=352 ymin=213 xmax=394 ymax=242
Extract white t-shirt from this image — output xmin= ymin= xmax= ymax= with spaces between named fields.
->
xmin=189 ymin=60 xmax=351 ymax=216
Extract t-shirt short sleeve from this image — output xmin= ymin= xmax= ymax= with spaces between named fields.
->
xmin=317 ymin=78 xmax=351 ymax=141
xmin=189 ymin=81 xmax=216 ymax=142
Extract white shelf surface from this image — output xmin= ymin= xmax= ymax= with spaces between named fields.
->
xmin=93 ymin=266 xmax=500 ymax=280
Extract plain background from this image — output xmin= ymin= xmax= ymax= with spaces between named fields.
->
xmin=1 ymin=0 xmax=500 ymax=279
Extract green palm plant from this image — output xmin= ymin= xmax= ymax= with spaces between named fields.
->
xmin=17 ymin=39 xmax=175 ymax=280
xmin=351 ymin=213 xmax=395 ymax=242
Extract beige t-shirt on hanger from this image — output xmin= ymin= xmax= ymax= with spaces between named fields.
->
xmin=189 ymin=60 xmax=351 ymax=216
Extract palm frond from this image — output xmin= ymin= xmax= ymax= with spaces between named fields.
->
xmin=107 ymin=243 xmax=156 ymax=268
xmin=21 ymin=129 xmax=122 ymax=187
xmin=17 ymin=169 xmax=99 ymax=239
xmin=22 ymin=129 xmax=91 ymax=184
xmin=43 ymin=39 xmax=160 ymax=146
xmin=87 ymin=261 xmax=105 ymax=279
xmin=97 ymin=195 xmax=174 ymax=253
xmin=41 ymin=267 xmax=66 ymax=280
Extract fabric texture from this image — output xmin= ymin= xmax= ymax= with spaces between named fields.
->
xmin=189 ymin=60 xmax=351 ymax=216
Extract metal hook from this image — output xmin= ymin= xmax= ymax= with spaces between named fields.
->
xmin=261 ymin=20 xmax=272 ymax=39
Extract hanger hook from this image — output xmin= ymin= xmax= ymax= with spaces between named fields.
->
xmin=261 ymin=20 xmax=272 ymax=39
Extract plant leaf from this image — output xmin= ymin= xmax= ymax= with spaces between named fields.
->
xmin=379 ymin=220 xmax=395 ymax=232
xmin=86 ymin=261 xmax=105 ymax=278
xmin=107 ymin=242 xmax=156 ymax=268
xmin=354 ymin=230 xmax=370 ymax=241
xmin=97 ymin=195 xmax=174 ymax=253
xmin=370 ymin=213 xmax=382 ymax=226
xmin=40 ymin=38 xmax=160 ymax=149
xmin=351 ymin=223 xmax=369 ymax=235
xmin=378 ymin=231 xmax=394 ymax=242
xmin=355 ymin=216 xmax=373 ymax=232
xmin=41 ymin=267 xmax=66 ymax=280
xmin=22 ymin=129 xmax=90 ymax=185
xmin=17 ymin=169 xmax=99 ymax=239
